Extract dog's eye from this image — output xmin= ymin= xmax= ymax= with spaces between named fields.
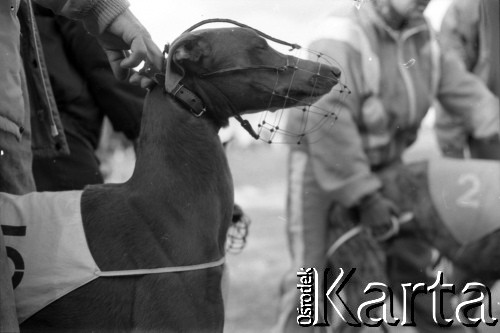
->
xmin=255 ymin=39 xmax=269 ymax=50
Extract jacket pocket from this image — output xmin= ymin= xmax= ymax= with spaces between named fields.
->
xmin=0 ymin=115 xmax=22 ymax=140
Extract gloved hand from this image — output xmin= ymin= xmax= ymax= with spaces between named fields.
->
xmin=98 ymin=9 xmax=163 ymax=88
xmin=226 ymin=204 xmax=251 ymax=254
xmin=357 ymin=191 xmax=400 ymax=239
xmin=469 ymin=134 xmax=500 ymax=159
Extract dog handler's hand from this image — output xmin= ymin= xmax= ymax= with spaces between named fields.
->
xmin=98 ymin=9 xmax=163 ymax=88
xmin=358 ymin=191 xmax=400 ymax=239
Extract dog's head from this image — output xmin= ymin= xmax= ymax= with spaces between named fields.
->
xmin=164 ymin=27 xmax=341 ymax=116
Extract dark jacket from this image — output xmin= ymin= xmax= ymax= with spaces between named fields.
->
xmin=34 ymin=5 xmax=144 ymax=151
xmin=2 ymin=0 xmax=130 ymax=158
xmin=18 ymin=0 xmax=69 ymax=157
xmin=30 ymin=5 xmax=145 ymax=191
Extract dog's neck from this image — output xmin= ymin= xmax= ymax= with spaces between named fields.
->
xmin=83 ymin=86 xmax=233 ymax=270
xmin=131 ymin=86 xmax=223 ymax=186
xmin=181 ymin=76 xmax=235 ymax=128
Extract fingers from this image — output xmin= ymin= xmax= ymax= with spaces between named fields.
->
xmin=129 ymin=71 xmax=155 ymax=89
xmin=105 ymin=47 xmax=156 ymax=87
xmin=100 ymin=9 xmax=163 ymax=85
xmin=125 ymin=37 xmax=163 ymax=71
xmin=120 ymin=38 xmax=147 ymax=69
xmin=126 ymin=38 xmax=163 ymax=87
xmin=120 ymin=37 xmax=163 ymax=87
xmin=104 ymin=49 xmax=131 ymax=81
xmin=145 ymin=39 xmax=164 ymax=73
xmin=389 ymin=201 xmax=401 ymax=215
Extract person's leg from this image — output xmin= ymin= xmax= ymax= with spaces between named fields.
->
xmin=275 ymin=150 xmax=332 ymax=333
xmin=0 ymin=109 xmax=35 ymax=331
xmin=0 ymin=228 xmax=20 ymax=332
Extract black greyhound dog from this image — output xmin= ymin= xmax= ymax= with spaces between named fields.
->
xmin=327 ymin=158 xmax=500 ymax=332
xmin=377 ymin=159 xmax=500 ymax=282
xmin=1 ymin=23 xmax=341 ymax=331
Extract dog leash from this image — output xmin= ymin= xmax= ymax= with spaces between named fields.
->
xmin=326 ymin=226 xmax=364 ymax=258
xmin=95 ymin=257 xmax=225 ymax=277
xmin=375 ymin=211 xmax=414 ymax=242
xmin=326 ymin=212 xmax=415 ymax=258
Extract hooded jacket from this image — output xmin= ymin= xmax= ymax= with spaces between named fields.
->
xmin=286 ymin=2 xmax=499 ymax=207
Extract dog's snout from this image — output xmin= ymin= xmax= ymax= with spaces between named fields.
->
xmin=313 ymin=65 xmax=341 ymax=82
xmin=331 ymin=67 xmax=341 ymax=78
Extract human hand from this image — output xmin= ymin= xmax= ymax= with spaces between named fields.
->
xmin=98 ymin=9 xmax=163 ymax=88
xmin=470 ymin=134 xmax=500 ymax=159
xmin=358 ymin=191 xmax=400 ymax=239
xmin=226 ymin=204 xmax=251 ymax=254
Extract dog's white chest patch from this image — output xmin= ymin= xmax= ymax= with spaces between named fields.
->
xmin=428 ymin=158 xmax=500 ymax=245
xmin=0 ymin=191 xmax=99 ymax=323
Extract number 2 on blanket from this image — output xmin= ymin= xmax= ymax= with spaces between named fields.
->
xmin=1 ymin=225 xmax=26 ymax=289
xmin=456 ymin=173 xmax=481 ymax=209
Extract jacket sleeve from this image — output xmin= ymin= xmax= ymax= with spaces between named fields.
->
xmin=34 ymin=0 xmax=129 ymax=34
xmin=439 ymin=0 xmax=480 ymax=71
xmin=437 ymin=50 xmax=499 ymax=140
xmin=55 ymin=16 xmax=145 ymax=141
xmin=303 ymin=37 xmax=381 ymax=207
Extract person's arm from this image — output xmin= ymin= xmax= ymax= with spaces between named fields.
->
xmin=303 ymin=36 xmax=381 ymax=208
xmin=35 ymin=0 xmax=128 ymax=34
xmin=439 ymin=0 xmax=480 ymax=71
xmin=299 ymin=17 xmax=399 ymax=235
xmin=437 ymin=50 xmax=499 ymax=140
xmin=55 ymin=16 xmax=144 ymax=141
xmin=35 ymin=0 xmax=162 ymax=87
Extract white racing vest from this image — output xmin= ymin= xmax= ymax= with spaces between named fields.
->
xmin=1 ymin=191 xmax=224 ymax=323
xmin=428 ymin=158 xmax=500 ymax=245
xmin=0 ymin=191 xmax=98 ymax=323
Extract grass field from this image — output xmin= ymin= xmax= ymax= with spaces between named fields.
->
xmin=222 ymin=123 xmax=440 ymax=333
xmin=224 ymin=144 xmax=289 ymax=333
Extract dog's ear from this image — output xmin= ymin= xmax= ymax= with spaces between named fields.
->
xmin=174 ymin=37 xmax=210 ymax=64
xmin=164 ymin=33 xmax=210 ymax=93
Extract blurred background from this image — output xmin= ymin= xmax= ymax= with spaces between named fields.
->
xmin=99 ymin=1 xmax=455 ymax=332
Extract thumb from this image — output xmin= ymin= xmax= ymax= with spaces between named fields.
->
xmin=104 ymin=49 xmax=131 ymax=81
xmin=385 ymin=197 xmax=400 ymax=216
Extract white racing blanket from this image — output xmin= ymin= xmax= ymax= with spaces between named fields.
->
xmin=1 ymin=190 xmax=225 ymax=323
xmin=0 ymin=191 xmax=99 ymax=323
xmin=428 ymin=158 xmax=500 ymax=245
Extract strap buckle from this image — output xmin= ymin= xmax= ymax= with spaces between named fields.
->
xmin=171 ymin=84 xmax=206 ymax=117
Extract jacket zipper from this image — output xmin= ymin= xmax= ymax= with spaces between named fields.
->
xmin=27 ymin=0 xmax=59 ymax=137
xmin=397 ymin=26 xmax=427 ymax=125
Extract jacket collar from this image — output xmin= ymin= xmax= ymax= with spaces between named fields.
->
xmin=358 ymin=2 xmax=429 ymax=41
